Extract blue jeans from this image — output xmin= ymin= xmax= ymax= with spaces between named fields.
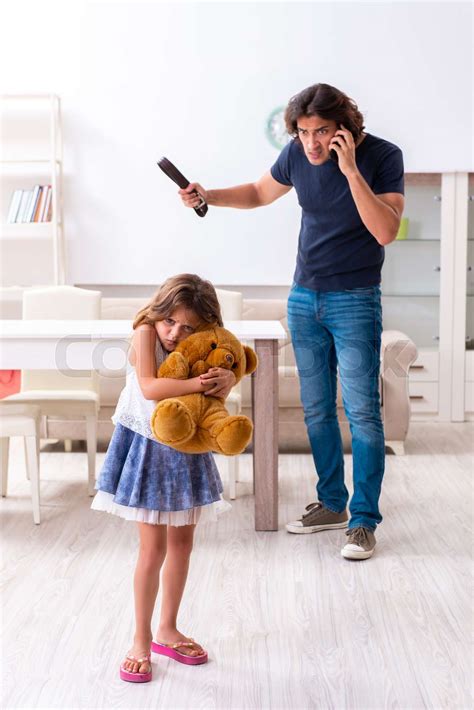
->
xmin=287 ymin=283 xmax=385 ymax=530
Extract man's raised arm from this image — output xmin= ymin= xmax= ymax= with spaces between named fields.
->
xmin=179 ymin=171 xmax=292 ymax=210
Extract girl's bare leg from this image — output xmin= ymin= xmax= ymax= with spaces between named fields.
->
xmin=155 ymin=524 xmax=204 ymax=657
xmin=122 ymin=522 xmax=167 ymax=674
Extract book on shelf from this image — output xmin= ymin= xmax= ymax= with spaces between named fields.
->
xmin=33 ymin=186 xmax=44 ymax=221
xmin=35 ymin=186 xmax=50 ymax=222
xmin=5 ymin=185 xmax=52 ymax=224
xmin=17 ymin=190 xmax=32 ymax=223
xmin=25 ymin=185 xmax=41 ymax=222
xmin=6 ymin=189 xmax=22 ymax=223
xmin=42 ymin=186 xmax=52 ymax=222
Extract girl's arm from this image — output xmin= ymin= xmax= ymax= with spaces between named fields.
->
xmin=129 ymin=324 xmax=212 ymax=401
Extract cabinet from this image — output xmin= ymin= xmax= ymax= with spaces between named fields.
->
xmin=446 ymin=171 xmax=472 ymax=421
xmin=463 ymin=174 xmax=474 ymax=418
xmin=0 ymin=94 xmax=65 ymax=285
xmin=382 ymin=174 xmax=442 ymax=418
xmin=382 ymin=173 xmax=473 ymax=421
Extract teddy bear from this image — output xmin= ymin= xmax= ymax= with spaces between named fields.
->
xmin=150 ymin=326 xmax=258 ymax=455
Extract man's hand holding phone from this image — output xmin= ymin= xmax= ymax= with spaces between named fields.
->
xmin=329 ymin=124 xmax=359 ymax=179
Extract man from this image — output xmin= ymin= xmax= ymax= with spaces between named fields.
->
xmin=179 ymin=83 xmax=404 ymax=560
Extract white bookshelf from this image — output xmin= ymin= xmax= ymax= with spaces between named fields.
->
xmin=0 ymin=94 xmax=65 ymax=284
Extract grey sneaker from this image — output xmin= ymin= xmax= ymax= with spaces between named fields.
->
xmin=341 ymin=527 xmax=376 ymax=559
xmin=286 ymin=501 xmax=348 ymax=534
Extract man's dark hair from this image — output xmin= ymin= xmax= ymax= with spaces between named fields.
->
xmin=284 ymin=83 xmax=365 ymax=141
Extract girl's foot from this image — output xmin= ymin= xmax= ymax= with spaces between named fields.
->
xmin=155 ymin=628 xmax=205 ymax=657
xmin=122 ymin=637 xmax=153 ymax=674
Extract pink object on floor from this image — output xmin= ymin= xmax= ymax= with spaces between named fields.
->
xmin=151 ymin=639 xmax=208 ymax=665
xmin=119 ymin=652 xmax=152 ymax=683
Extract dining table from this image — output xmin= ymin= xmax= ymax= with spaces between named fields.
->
xmin=0 ymin=319 xmax=286 ymax=531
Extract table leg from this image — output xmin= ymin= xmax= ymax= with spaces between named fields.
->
xmin=251 ymin=339 xmax=278 ymax=531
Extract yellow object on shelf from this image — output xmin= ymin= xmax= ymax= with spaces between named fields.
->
xmin=396 ymin=217 xmax=409 ymax=240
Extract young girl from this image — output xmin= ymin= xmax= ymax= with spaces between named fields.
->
xmin=91 ymin=274 xmax=236 ymax=683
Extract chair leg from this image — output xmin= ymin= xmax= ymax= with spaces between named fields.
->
xmin=228 ymin=455 xmax=237 ymax=500
xmin=235 ymin=456 xmax=240 ymax=493
xmin=25 ymin=435 xmax=41 ymax=524
xmin=386 ymin=440 xmax=405 ymax=455
xmin=0 ymin=437 xmax=10 ymax=497
xmin=64 ymin=439 xmax=73 ymax=453
xmin=23 ymin=438 xmax=31 ymax=481
xmin=86 ymin=414 xmax=98 ymax=496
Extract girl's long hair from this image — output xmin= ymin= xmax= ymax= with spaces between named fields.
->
xmin=132 ymin=274 xmax=224 ymax=330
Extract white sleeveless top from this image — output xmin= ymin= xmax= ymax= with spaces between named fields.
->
xmin=112 ymin=336 xmax=167 ymax=440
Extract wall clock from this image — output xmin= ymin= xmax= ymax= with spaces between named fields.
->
xmin=265 ymin=106 xmax=292 ymax=150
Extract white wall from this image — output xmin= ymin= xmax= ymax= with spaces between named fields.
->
xmin=1 ymin=0 xmax=472 ymax=286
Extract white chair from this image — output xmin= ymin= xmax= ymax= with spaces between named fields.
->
xmin=0 ymin=403 xmax=41 ymax=524
xmin=215 ymin=288 xmax=245 ymax=500
xmin=4 ymin=286 xmax=102 ymax=496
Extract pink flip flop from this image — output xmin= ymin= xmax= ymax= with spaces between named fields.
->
xmin=151 ymin=638 xmax=208 ymax=665
xmin=120 ymin=652 xmax=152 ymax=683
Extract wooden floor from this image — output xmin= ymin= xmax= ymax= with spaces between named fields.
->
xmin=1 ymin=422 xmax=472 ymax=710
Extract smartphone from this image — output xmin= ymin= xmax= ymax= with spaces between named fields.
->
xmin=330 ymin=124 xmax=359 ymax=164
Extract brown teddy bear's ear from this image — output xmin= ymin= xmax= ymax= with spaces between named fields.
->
xmin=243 ymin=345 xmax=258 ymax=375
xmin=195 ymin=321 xmax=217 ymax=334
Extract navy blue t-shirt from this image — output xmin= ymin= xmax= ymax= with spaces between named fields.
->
xmin=271 ymin=133 xmax=404 ymax=291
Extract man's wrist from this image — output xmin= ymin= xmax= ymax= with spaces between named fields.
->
xmin=206 ymin=189 xmax=217 ymax=206
xmin=345 ymin=167 xmax=363 ymax=183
